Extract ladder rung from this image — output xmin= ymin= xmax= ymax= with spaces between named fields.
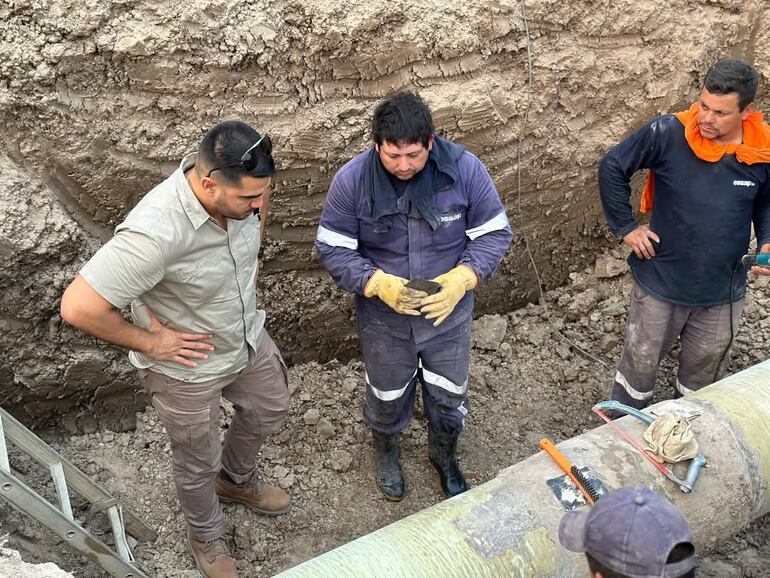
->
xmin=50 ymin=462 xmax=74 ymax=520
xmin=90 ymin=497 xmax=119 ymax=514
xmin=0 ymin=407 xmax=156 ymax=542
xmin=108 ymin=504 xmax=134 ymax=563
xmin=1 ymin=468 xmax=148 ymax=577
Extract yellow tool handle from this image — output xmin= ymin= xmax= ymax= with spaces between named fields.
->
xmin=539 ymin=438 xmax=595 ymax=506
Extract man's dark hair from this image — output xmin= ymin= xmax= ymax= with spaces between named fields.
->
xmin=704 ymin=58 xmax=759 ymax=111
xmin=585 ymin=543 xmax=696 ymax=578
xmin=198 ymin=120 xmax=274 ymax=185
xmin=371 ymin=92 xmax=434 ymax=148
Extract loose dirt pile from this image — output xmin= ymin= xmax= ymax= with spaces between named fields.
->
xmin=2 ymin=248 xmax=768 ymax=576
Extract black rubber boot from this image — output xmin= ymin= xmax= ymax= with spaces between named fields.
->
xmin=428 ymin=425 xmax=469 ymax=497
xmin=372 ymin=430 xmax=405 ymax=501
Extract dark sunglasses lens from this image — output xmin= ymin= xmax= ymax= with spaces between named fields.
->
xmin=242 ymin=155 xmax=271 ymax=174
xmin=241 ymin=153 xmax=256 ymax=172
xmin=241 ymin=135 xmax=273 ymax=174
xmin=261 ymin=155 xmax=276 ymax=174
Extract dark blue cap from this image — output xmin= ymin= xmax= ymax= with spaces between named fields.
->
xmin=559 ymin=486 xmax=696 ymax=577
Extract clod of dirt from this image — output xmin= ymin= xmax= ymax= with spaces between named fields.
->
xmin=594 ymin=255 xmax=629 ymax=279
xmin=471 ymin=314 xmax=508 ymax=350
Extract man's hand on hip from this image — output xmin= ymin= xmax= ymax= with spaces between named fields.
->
xmin=419 ymin=265 xmax=478 ymax=327
xmin=624 ymin=225 xmax=660 ymax=260
xmin=364 ymin=270 xmax=427 ymax=315
xmin=145 ymin=307 xmax=215 ymax=368
xmin=61 ymin=275 xmax=214 ymax=368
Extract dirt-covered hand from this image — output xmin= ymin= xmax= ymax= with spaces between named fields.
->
xmin=364 ymin=270 xmax=427 ymax=315
xmin=623 ymin=224 xmax=659 ymax=260
xmin=145 ymin=307 xmax=215 ymax=367
xmin=419 ymin=265 xmax=478 ymax=326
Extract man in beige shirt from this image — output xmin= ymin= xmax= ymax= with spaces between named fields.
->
xmin=61 ymin=120 xmax=290 ymax=578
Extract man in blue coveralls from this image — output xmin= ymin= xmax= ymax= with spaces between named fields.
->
xmin=315 ymin=92 xmax=512 ymax=500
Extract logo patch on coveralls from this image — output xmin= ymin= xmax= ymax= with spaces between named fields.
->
xmin=439 ymin=212 xmax=462 ymax=223
xmin=733 ymin=180 xmax=756 ymax=187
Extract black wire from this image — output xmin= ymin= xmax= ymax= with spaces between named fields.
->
xmin=713 ymin=261 xmax=741 ymax=383
xmin=513 ymin=0 xmax=615 ymax=376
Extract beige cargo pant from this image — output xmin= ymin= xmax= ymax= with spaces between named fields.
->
xmin=139 ymin=330 xmax=290 ymax=541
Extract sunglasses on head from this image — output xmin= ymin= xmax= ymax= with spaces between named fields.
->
xmin=205 ymin=134 xmax=275 ymax=178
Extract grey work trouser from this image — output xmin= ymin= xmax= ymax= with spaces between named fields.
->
xmin=611 ymin=281 xmax=744 ymax=409
xmin=139 ymin=330 xmax=290 ymax=542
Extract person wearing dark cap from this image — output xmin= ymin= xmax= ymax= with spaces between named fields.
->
xmin=559 ymin=486 xmax=697 ymax=578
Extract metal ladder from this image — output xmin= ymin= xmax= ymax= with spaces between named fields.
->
xmin=0 ymin=406 xmax=157 ymax=577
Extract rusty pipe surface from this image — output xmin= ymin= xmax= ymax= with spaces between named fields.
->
xmin=275 ymin=360 xmax=770 ymax=577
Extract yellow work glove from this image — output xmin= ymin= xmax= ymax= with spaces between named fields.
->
xmin=364 ymin=270 xmax=427 ymax=315
xmin=419 ymin=265 xmax=478 ymax=326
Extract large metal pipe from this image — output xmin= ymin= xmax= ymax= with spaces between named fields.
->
xmin=276 ymin=359 xmax=770 ymax=577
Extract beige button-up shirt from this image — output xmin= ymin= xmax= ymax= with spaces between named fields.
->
xmin=80 ymin=154 xmax=265 ymax=381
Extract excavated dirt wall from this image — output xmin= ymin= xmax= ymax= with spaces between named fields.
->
xmin=2 ymin=0 xmax=770 ymax=429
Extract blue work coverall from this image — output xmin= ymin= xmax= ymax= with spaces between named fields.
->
xmin=316 ymin=139 xmax=512 ymax=434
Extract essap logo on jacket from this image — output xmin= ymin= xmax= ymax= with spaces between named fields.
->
xmin=439 ymin=212 xmax=462 ymax=224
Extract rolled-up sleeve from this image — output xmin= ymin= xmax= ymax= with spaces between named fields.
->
xmin=80 ymin=229 xmax=164 ymax=308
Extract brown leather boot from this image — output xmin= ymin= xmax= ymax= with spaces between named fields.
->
xmin=215 ymin=474 xmax=291 ymax=515
xmin=189 ymin=535 xmax=238 ymax=578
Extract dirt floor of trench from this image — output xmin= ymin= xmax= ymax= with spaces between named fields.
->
xmin=1 ymin=248 xmax=770 ymax=577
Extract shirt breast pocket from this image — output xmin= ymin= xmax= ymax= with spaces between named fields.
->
xmin=735 ymin=183 xmax=760 ymax=201
xmin=174 ymin=258 xmax=235 ymax=303
xmin=358 ymin=214 xmax=392 ymax=244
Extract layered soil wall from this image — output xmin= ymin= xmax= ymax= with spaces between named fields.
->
xmin=2 ymin=0 xmax=770 ymax=429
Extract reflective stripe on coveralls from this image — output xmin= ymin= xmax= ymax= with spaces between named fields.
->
xmin=465 ymin=211 xmax=509 ymax=240
xmin=316 ymin=225 xmax=359 ymax=250
xmin=676 ymin=379 xmax=696 ymax=395
xmin=366 ymin=360 xmax=468 ymax=400
xmin=614 ymin=370 xmax=655 ymax=401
